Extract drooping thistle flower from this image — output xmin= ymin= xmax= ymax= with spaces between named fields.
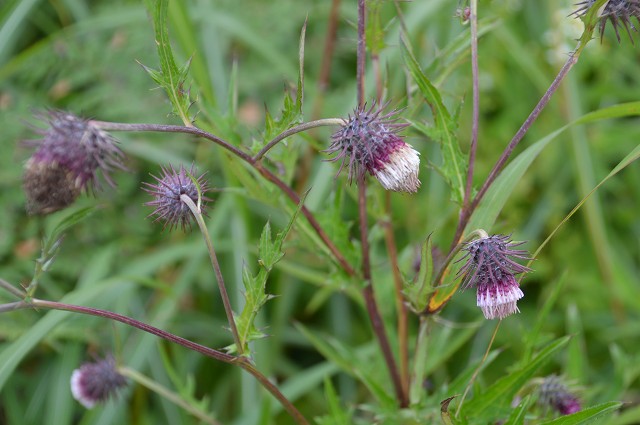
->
xmin=537 ymin=375 xmax=581 ymax=416
xmin=573 ymin=0 xmax=640 ymax=42
xmin=326 ymin=103 xmax=421 ymax=193
xmin=70 ymin=356 xmax=127 ymax=409
xmin=457 ymin=234 xmax=531 ymax=320
xmin=143 ymin=164 xmax=210 ymax=231
xmin=22 ymin=110 xmax=125 ymax=215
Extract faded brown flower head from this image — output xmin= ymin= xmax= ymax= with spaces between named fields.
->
xmin=23 ymin=111 xmax=124 ymax=215
xmin=143 ymin=164 xmax=210 ymax=231
xmin=326 ymin=103 xmax=421 ymax=193
xmin=573 ymin=0 xmax=640 ymax=42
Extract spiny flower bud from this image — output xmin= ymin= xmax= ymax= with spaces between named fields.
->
xmin=23 ymin=111 xmax=124 ymax=215
xmin=143 ymin=164 xmax=210 ymax=231
xmin=70 ymin=356 xmax=127 ymax=409
xmin=457 ymin=234 xmax=531 ymax=320
xmin=326 ymin=103 xmax=421 ymax=193
xmin=538 ymin=375 xmax=581 ymax=415
xmin=573 ymin=0 xmax=640 ymax=42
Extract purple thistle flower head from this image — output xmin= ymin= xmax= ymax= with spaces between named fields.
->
xmin=573 ymin=0 xmax=640 ymax=43
xmin=458 ymin=234 xmax=531 ymax=320
xmin=70 ymin=356 xmax=127 ymax=409
xmin=143 ymin=164 xmax=210 ymax=231
xmin=23 ymin=110 xmax=125 ymax=215
xmin=325 ymin=103 xmax=421 ymax=193
xmin=538 ymin=375 xmax=581 ymax=416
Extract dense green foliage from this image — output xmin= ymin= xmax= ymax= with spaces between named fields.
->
xmin=0 ymin=0 xmax=638 ymax=424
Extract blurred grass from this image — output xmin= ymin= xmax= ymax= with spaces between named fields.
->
xmin=0 ymin=0 xmax=638 ymax=424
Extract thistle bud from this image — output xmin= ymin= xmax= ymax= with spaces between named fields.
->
xmin=70 ymin=356 xmax=127 ymax=409
xmin=23 ymin=111 xmax=124 ymax=215
xmin=573 ymin=0 xmax=640 ymax=42
xmin=538 ymin=375 xmax=581 ymax=415
xmin=457 ymin=234 xmax=531 ymax=320
xmin=326 ymin=103 xmax=421 ymax=193
xmin=143 ymin=164 xmax=210 ymax=231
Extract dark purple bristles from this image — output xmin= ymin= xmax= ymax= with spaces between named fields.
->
xmin=573 ymin=0 xmax=640 ymax=43
xmin=71 ymin=356 xmax=127 ymax=409
xmin=143 ymin=164 xmax=210 ymax=231
xmin=457 ymin=234 xmax=531 ymax=320
xmin=325 ymin=102 xmax=420 ymax=193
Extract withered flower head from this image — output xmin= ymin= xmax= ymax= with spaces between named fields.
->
xmin=70 ymin=356 xmax=127 ymax=409
xmin=23 ymin=110 xmax=124 ymax=215
xmin=538 ymin=375 xmax=581 ymax=416
xmin=143 ymin=164 xmax=210 ymax=231
xmin=458 ymin=234 xmax=531 ymax=320
xmin=573 ymin=0 xmax=640 ymax=42
xmin=326 ymin=103 xmax=421 ymax=193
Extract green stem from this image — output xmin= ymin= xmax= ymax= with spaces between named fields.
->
xmin=253 ymin=118 xmax=344 ymax=161
xmin=180 ymin=194 xmax=243 ymax=355
xmin=119 ymin=366 xmax=221 ymax=425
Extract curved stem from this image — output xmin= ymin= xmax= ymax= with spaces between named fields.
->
xmin=239 ymin=362 xmax=310 ymax=425
xmin=90 ymin=121 xmax=254 ymax=163
xmin=357 ymin=0 xmax=366 ymax=107
xmin=253 ymin=118 xmax=344 ymax=161
xmin=119 ymin=367 xmax=221 ymax=425
xmin=181 ymin=194 xmax=243 ymax=355
xmin=91 ymin=120 xmax=355 ymax=277
xmin=4 ymin=298 xmax=310 ymax=425
xmin=450 ymin=49 xmax=580 ymax=250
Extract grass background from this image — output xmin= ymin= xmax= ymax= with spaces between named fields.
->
xmin=0 ymin=0 xmax=638 ymax=424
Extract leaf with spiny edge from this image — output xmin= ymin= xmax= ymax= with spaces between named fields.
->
xmin=233 ymin=192 xmax=307 ymax=354
xmin=142 ymin=0 xmax=194 ymax=125
xmin=403 ymin=235 xmax=434 ymax=313
xmin=402 ymin=38 xmax=467 ymax=204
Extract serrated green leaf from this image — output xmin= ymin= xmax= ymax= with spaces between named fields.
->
xmin=540 ymin=402 xmax=621 ymax=425
xmin=402 ymin=38 xmax=467 ymax=203
xmin=235 ymin=194 xmax=306 ymax=352
xmin=404 ymin=235 xmax=434 ymax=312
xmin=144 ymin=0 xmax=193 ymax=125
xmin=45 ymin=206 xmax=96 ymax=250
xmin=462 ymin=337 xmax=570 ymax=419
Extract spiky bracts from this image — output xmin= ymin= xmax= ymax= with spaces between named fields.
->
xmin=143 ymin=164 xmax=210 ymax=231
xmin=326 ymin=104 xmax=421 ymax=193
xmin=23 ymin=111 xmax=124 ymax=215
xmin=458 ymin=234 xmax=531 ymax=320
xmin=574 ymin=0 xmax=640 ymax=42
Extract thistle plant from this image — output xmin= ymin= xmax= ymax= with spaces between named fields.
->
xmin=0 ymin=0 xmax=637 ymax=424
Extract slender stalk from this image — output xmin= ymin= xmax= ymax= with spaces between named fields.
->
xmin=358 ymin=177 xmax=407 ymax=406
xmin=4 ymin=298 xmax=310 ymax=425
xmin=119 ymin=367 xmax=222 ymax=425
xmin=455 ymin=320 xmax=501 ymax=416
xmin=90 ymin=121 xmax=253 ymax=163
xmin=450 ymin=49 xmax=580 ymax=249
xmin=253 ymin=118 xmax=343 ymax=161
xmin=181 ymin=194 xmax=243 ymax=355
xmin=0 ymin=278 xmax=26 ymax=299
xmin=91 ymin=120 xmax=355 ymax=277
xmin=382 ymin=192 xmax=410 ymax=398
xmin=357 ymin=0 xmax=366 ymax=107
xmin=240 ymin=362 xmax=311 ymax=425
xmin=459 ymin=0 xmax=480 ymax=229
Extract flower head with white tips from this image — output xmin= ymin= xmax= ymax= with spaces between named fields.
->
xmin=457 ymin=234 xmax=531 ymax=320
xmin=326 ymin=103 xmax=421 ymax=193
